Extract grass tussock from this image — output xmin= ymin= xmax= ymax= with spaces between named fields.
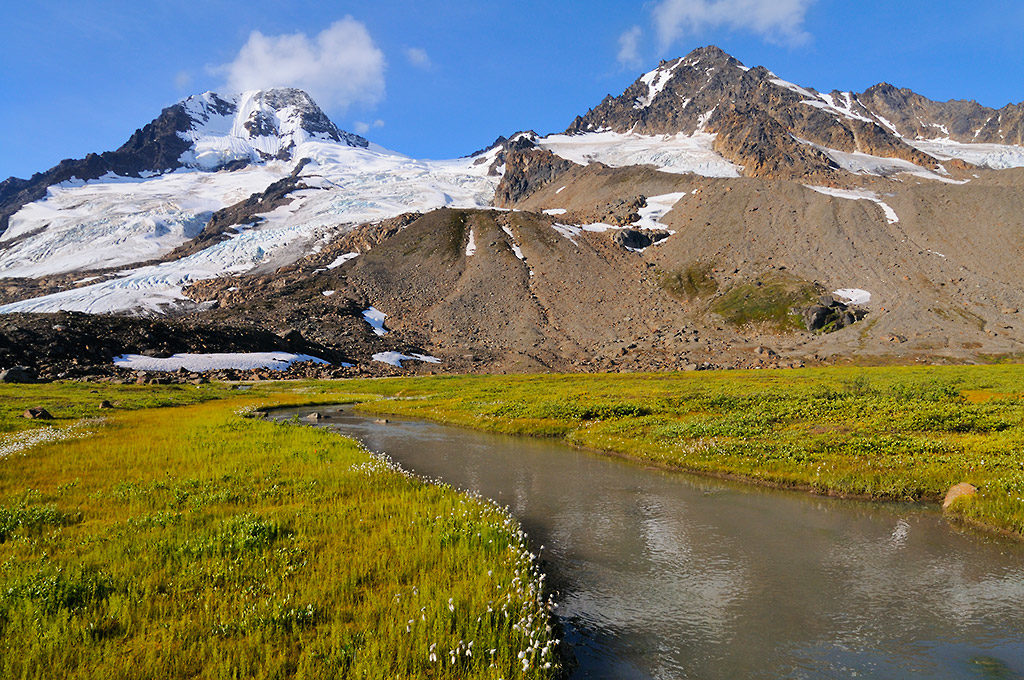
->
xmin=0 ymin=397 xmax=559 ymax=679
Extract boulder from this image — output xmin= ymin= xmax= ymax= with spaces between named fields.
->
xmin=98 ymin=400 xmax=114 ymax=409
xmin=801 ymin=297 xmax=868 ymax=332
xmin=802 ymin=305 xmax=832 ymax=331
xmin=0 ymin=366 xmax=34 ymax=383
xmin=279 ymin=329 xmax=304 ymax=346
xmin=23 ymin=407 xmax=53 ymax=420
xmin=942 ymin=482 xmax=977 ymax=509
xmin=304 ymin=412 xmax=323 ymax=422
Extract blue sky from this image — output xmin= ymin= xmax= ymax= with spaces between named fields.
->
xmin=2 ymin=1 xmax=1023 ymax=180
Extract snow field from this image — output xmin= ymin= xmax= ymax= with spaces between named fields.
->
xmin=536 ymin=131 xmax=742 ymax=178
xmin=2 ymin=141 xmax=501 ymax=314
xmin=112 ymin=352 xmax=330 ymax=372
xmin=905 ymin=138 xmax=1024 ymax=170
xmin=0 ymin=164 xmax=288 ymax=278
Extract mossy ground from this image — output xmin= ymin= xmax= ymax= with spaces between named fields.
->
xmin=710 ymin=270 xmax=818 ymax=329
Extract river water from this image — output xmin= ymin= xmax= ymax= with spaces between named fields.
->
xmin=272 ymin=406 xmax=1024 ymax=679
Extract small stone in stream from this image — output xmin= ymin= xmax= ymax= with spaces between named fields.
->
xmin=305 ymin=412 xmax=322 ymax=422
xmin=23 ymin=407 xmax=53 ymax=420
xmin=374 ymin=418 xmax=390 ymax=424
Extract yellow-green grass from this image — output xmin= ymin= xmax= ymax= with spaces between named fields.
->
xmin=0 ymin=396 xmax=560 ymax=679
xmin=306 ymin=365 xmax=1024 ymax=538
xmin=0 ymin=382 xmax=240 ymax=435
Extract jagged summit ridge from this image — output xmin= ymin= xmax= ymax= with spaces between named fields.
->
xmin=564 ymin=45 xmax=1024 ymax=180
xmin=177 ymin=88 xmax=368 ymax=171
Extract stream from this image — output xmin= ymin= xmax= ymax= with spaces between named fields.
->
xmin=271 ymin=405 xmax=1024 ymax=679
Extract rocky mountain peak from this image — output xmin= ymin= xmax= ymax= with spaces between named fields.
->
xmin=0 ymin=87 xmax=367 ymax=236
xmin=177 ymin=88 xmax=368 ymax=171
xmin=565 ymin=46 xmax=945 ymax=179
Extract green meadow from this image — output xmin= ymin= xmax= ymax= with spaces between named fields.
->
xmin=3 ymin=363 xmax=1024 ymax=677
xmin=0 ymin=385 xmax=560 ymax=679
xmin=330 ymin=365 xmax=1024 ymax=538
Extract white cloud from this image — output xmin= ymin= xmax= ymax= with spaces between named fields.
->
xmin=216 ymin=17 xmax=386 ymax=112
xmin=651 ymin=0 xmax=815 ymax=48
xmin=353 ymin=119 xmax=384 ymax=135
xmin=617 ymin=26 xmax=643 ymax=68
xmin=174 ymin=70 xmax=193 ymax=91
xmin=404 ymin=47 xmax=432 ymax=70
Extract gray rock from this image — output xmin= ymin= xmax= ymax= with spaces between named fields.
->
xmin=802 ymin=305 xmax=833 ymax=331
xmin=0 ymin=366 xmax=33 ymax=383
xmin=612 ymin=229 xmax=671 ymax=250
xmin=23 ymin=407 xmax=53 ymax=420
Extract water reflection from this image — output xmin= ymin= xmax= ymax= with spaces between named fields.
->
xmin=273 ymin=407 xmax=1024 ymax=679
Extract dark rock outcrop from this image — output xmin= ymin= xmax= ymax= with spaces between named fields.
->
xmin=612 ymin=229 xmax=670 ymax=249
xmin=0 ymin=365 xmax=34 ymax=383
xmin=801 ymin=295 xmax=867 ymax=332
xmin=494 ymin=148 xmax=576 ymax=205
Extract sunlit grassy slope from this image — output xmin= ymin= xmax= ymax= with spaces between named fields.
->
xmin=324 ymin=365 xmax=1024 ymax=537
xmin=0 ymin=389 xmax=559 ymax=679
xmin=4 ymin=363 xmax=1024 ymax=677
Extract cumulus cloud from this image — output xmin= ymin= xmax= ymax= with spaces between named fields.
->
xmin=404 ymin=47 xmax=432 ymax=70
xmin=617 ymin=26 xmax=643 ymax=68
xmin=651 ymin=0 xmax=815 ymax=48
xmin=216 ymin=17 xmax=386 ymax=112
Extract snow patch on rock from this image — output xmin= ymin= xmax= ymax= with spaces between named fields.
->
xmin=536 ymin=131 xmax=741 ymax=178
xmin=362 ymin=307 xmax=388 ymax=336
xmin=326 ymin=252 xmax=359 ymax=269
xmin=833 ymin=288 xmax=871 ymax=305
xmin=371 ymin=351 xmax=441 ymax=367
xmin=806 ymin=186 xmax=899 ymax=225
xmin=113 ymin=352 xmax=329 ymax=372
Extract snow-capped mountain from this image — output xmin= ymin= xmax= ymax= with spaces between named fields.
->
xmin=0 ymin=87 xmax=368 ymax=236
xmin=0 ymin=87 xmax=500 ymax=309
xmin=562 ymin=45 xmax=1024 ymax=180
xmin=177 ymin=88 xmax=369 ymax=170
xmin=4 ymin=47 xmax=1024 ymax=376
